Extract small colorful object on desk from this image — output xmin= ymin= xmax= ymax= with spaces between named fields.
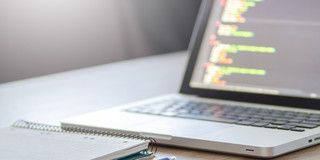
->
xmin=158 ymin=156 xmax=176 ymax=160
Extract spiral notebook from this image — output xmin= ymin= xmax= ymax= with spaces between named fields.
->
xmin=0 ymin=120 xmax=156 ymax=160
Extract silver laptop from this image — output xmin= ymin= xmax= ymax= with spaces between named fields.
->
xmin=61 ymin=0 xmax=320 ymax=158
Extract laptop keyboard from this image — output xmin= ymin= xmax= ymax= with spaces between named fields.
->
xmin=125 ymin=99 xmax=320 ymax=132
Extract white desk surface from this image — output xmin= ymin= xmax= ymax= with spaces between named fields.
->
xmin=1 ymin=51 xmax=319 ymax=160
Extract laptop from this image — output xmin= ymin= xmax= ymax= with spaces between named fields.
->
xmin=61 ymin=0 xmax=320 ymax=158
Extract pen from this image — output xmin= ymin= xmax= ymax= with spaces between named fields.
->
xmin=158 ymin=156 xmax=176 ymax=160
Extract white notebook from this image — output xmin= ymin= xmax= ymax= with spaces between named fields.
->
xmin=0 ymin=120 xmax=155 ymax=160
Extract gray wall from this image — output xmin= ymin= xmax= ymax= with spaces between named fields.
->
xmin=0 ymin=0 xmax=200 ymax=83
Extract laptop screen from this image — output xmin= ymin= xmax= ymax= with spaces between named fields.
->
xmin=189 ymin=0 xmax=320 ymax=100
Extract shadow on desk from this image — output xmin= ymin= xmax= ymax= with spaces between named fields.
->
xmin=155 ymin=144 xmax=320 ymax=160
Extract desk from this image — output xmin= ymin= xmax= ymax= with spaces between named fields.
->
xmin=0 ymin=51 xmax=319 ymax=160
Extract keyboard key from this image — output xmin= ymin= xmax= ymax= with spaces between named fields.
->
xmin=259 ymin=109 xmax=272 ymax=113
xmin=278 ymin=125 xmax=295 ymax=130
xmin=295 ymin=117 xmax=308 ymax=120
xmin=263 ymin=116 xmax=276 ymax=120
xmin=271 ymin=121 xmax=287 ymax=125
xmin=270 ymin=114 xmax=282 ymax=118
xmin=288 ymin=119 xmax=302 ymax=123
xmin=224 ymin=115 xmax=238 ymax=120
xmin=250 ymin=115 xmax=263 ymax=119
xmin=247 ymin=118 xmax=262 ymax=122
xmin=275 ymin=118 xmax=290 ymax=121
xmin=238 ymin=113 xmax=252 ymax=117
xmin=307 ymin=118 xmax=320 ymax=122
xmin=287 ymin=123 xmax=318 ymax=128
xmin=236 ymin=121 xmax=255 ymax=125
xmin=296 ymin=113 xmax=309 ymax=117
xmin=282 ymin=115 xmax=294 ymax=119
xmin=261 ymin=119 xmax=274 ymax=123
xmin=310 ymin=114 xmax=320 ymax=118
xmin=264 ymin=124 xmax=278 ymax=128
xmin=235 ymin=116 xmax=250 ymax=120
xmin=251 ymin=122 xmax=268 ymax=127
xmin=290 ymin=128 xmax=305 ymax=132
xmin=303 ymin=121 xmax=320 ymax=125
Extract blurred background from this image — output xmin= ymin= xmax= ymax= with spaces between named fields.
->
xmin=0 ymin=0 xmax=201 ymax=84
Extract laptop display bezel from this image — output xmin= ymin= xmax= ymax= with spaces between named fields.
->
xmin=180 ymin=0 xmax=320 ymax=110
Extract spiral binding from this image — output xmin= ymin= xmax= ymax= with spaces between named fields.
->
xmin=12 ymin=120 xmax=157 ymax=153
